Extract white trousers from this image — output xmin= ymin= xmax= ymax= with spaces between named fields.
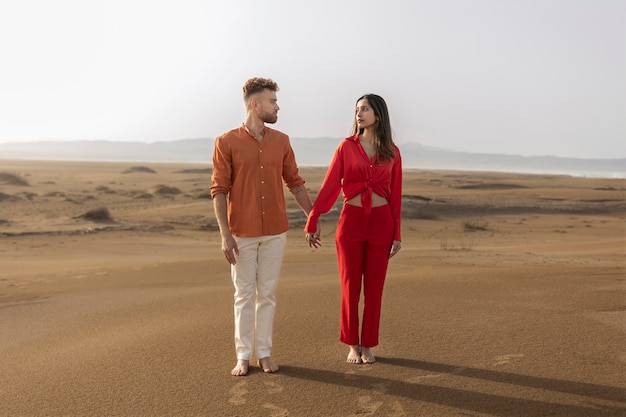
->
xmin=231 ymin=232 xmax=286 ymax=360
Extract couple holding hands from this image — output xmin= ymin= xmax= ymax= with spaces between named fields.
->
xmin=210 ymin=77 xmax=402 ymax=376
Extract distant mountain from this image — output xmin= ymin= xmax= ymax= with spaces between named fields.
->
xmin=0 ymin=138 xmax=623 ymax=178
xmin=397 ymin=142 xmax=625 ymax=178
xmin=0 ymin=138 xmax=212 ymax=163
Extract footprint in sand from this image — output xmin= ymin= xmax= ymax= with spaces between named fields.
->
xmin=344 ymin=369 xmax=358 ymax=380
xmin=349 ymin=396 xmax=383 ymax=416
xmin=370 ymin=382 xmax=390 ymax=394
xmin=388 ymin=401 xmax=407 ymax=417
xmin=406 ymin=373 xmax=443 ymax=383
xmin=228 ymin=380 xmax=248 ymax=405
xmin=262 ymin=402 xmax=289 ymax=417
xmin=264 ymin=380 xmax=284 ymax=394
xmin=494 ymin=353 xmax=524 ymax=366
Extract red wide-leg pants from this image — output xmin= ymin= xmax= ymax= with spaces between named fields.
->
xmin=335 ymin=203 xmax=394 ymax=348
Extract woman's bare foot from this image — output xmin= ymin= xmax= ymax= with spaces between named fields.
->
xmin=361 ymin=347 xmax=376 ymax=364
xmin=258 ymin=357 xmax=279 ymax=373
xmin=347 ymin=345 xmax=362 ymax=364
xmin=231 ymin=359 xmax=249 ymax=376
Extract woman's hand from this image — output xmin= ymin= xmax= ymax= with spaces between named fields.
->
xmin=389 ymin=240 xmax=401 ymax=258
xmin=306 ymin=232 xmax=321 ymax=249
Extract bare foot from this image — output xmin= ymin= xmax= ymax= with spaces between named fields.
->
xmin=231 ymin=359 xmax=249 ymax=376
xmin=347 ymin=345 xmax=362 ymax=364
xmin=258 ymin=357 xmax=279 ymax=373
xmin=361 ymin=347 xmax=376 ymax=364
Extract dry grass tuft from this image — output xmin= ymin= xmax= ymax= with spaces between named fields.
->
xmin=0 ymin=172 xmax=29 ymax=186
xmin=440 ymin=240 xmax=476 ymax=251
xmin=463 ymin=219 xmax=490 ymax=231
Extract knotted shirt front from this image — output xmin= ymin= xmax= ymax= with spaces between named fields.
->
xmin=305 ymin=135 xmax=402 ymax=241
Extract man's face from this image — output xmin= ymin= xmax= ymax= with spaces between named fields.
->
xmin=254 ymin=89 xmax=279 ymax=124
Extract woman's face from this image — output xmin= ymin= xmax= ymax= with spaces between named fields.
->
xmin=355 ymin=98 xmax=377 ymax=130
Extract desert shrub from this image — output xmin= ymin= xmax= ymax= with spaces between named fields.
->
xmin=0 ymin=192 xmax=18 ymax=202
xmin=79 ymin=207 xmax=113 ymax=222
xmin=175 ymin=168 xmax=212 ymax=174
xmin=126 ymin=166 xmax=153 ymax=174
xmin=95 ymin=185 xmax=116 ymax=194
xmin=153 ymin=185 xmax=181 ymax=195
xmin=194 ymin=191 xmax=212 ymax=199
xmin=133 ymin=192 xmax=153 ymax=200
xmin=122 ymin=166 xmax=157 ymax=174
xmin=44 ymin=191 xmax=66 ymax=197
xmin=463 ymin=219 xmax=489 ymax=231
xmin=455 ymin=183 xmax=527 ymax=190
xmin=16 ymin=191 xmax=38 ymax=200
xmin=0 ymin=172 xmax=29 ymax=186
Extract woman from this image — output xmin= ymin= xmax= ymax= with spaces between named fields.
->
xmin=305 ymin=94 xmax=402 ymax=364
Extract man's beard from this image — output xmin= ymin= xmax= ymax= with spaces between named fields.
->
xmin=262 ymin=111 xmax=278 ymax=124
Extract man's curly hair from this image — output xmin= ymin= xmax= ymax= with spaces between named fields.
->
xmin=243 ymin=77 xmax=279 ymax=101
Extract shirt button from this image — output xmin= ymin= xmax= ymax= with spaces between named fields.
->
xmin=260 ymin=166 xmax=264 ymax=169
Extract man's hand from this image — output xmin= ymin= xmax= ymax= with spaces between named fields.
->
xmin=222 ymin=235 xmax=239 ymax=264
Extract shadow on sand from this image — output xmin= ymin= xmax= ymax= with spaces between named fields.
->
xmin=281 ymin=357 xmax=626 ymax=417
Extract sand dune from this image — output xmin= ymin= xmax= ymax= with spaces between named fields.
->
xmin=0 ymin=160 xmax=624 ymax=416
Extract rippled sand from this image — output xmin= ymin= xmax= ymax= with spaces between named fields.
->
xmin=1 ymin=160 xmax=624 ymax=416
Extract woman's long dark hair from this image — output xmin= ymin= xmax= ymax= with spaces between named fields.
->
xmin=351 ymin=94 xmax=396 ymax=161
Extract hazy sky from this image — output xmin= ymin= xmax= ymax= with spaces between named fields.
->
xmin=1 ymin=0 xmax=624 ymax=159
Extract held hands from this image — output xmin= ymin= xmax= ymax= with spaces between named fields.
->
xmin=389 ymin=240 xmax=402 ymax=258
xmin=305 ymin=221 xmax=322 ymax=249
xmin=306 ymin=232 xmax=321 ymax=248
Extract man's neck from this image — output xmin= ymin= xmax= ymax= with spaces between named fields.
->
xmin=244 ymin=116 xmax=265 ymax=141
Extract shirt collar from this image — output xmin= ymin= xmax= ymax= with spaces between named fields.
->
xmin=242 ymin=123 xmax=267 ymax=138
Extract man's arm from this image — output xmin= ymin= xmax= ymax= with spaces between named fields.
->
xmin=290 ymin=185 xmax=321 ymax=248
xmin=213 ymin=193 xmax=238 ymax=264
xmin=289 ymin=184 xmax=313 ymax=215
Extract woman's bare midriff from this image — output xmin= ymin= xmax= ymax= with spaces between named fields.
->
xmin=346 ymin=192 xmax=388 ymax=208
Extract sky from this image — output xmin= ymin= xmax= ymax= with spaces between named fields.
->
xmin=0 ymin=0 xmax=624 ymax=159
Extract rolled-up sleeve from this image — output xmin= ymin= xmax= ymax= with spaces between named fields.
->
xmin=210 ymin=135 xmax=232 ymax=197
xmin=282 ymin=139 xmax=305 ymax=191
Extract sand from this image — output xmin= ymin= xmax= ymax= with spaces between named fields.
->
xmin=0 ymin=159 xmax=624 ymax=416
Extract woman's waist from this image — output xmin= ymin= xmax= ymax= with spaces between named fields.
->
xmin=345 ymin=192 xmax=388 ymax=208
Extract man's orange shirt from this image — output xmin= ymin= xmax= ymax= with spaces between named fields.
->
xmin=211 ymin=124 xmax=305 ymax=237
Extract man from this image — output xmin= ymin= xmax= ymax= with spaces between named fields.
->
xmin=211 ymin=77 xmax=317 ymax=376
